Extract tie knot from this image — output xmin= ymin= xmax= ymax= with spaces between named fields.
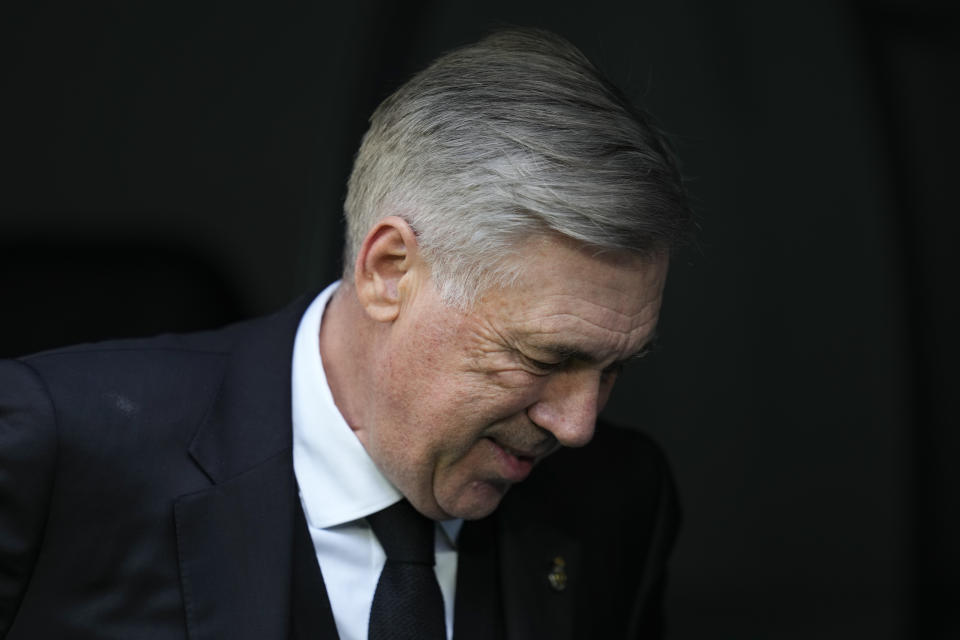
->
xmin=367 ymin=499 xmax=436 ymax=565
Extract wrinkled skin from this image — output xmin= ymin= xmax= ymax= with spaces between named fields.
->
xmin=352 ymin=236 xmax=668 ymax=520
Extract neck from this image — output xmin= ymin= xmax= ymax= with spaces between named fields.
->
xmin=318 ymin=283 xmax=378 ymax=434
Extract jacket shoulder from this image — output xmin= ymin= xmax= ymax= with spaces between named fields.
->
xmin=17 ymin=294 xmax=312 ymax=399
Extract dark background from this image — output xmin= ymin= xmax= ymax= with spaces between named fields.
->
xmin=2 ymin=1 xmax=957 ymax=637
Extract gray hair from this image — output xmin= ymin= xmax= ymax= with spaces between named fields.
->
xmin=343 ymin=28 xmax=692 ymax=308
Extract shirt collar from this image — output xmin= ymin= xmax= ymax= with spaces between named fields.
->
xmin=292 ymin=281 xmax=403 ymax=528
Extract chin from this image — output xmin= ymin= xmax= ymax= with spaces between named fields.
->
xmin=440 ymin=480 xmax=510 ymax=520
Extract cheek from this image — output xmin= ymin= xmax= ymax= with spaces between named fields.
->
xmin=461 ymin=371 xmax=547 ymax=426
xmin=379 ymin=326 xmax=460 ymax=415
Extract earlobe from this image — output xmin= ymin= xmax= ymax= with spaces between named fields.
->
xmin=353 ymin=216 xmax=420 ymax=323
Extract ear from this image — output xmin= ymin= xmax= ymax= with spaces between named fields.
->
xmin=353 ymin=216 xmax=422 ymax=322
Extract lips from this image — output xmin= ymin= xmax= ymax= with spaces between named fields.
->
xmin=485 ymin=437 xmax=539 ymax=483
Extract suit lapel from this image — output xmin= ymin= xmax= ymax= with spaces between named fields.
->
xmin=453 ymin=516 xmax=502 ymax=640
xmin=175 ymin=452 xmax=296 ymax=640
xmin=173 ymin=295 xmax=337 ymax=640
xmin=495 ymin=507 xmax=578 ymax=640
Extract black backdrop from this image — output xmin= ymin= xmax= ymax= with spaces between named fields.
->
xmin=2 ymin=1 xmax=957 ymax=637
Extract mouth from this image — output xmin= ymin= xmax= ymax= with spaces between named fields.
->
xmin=484 ymin=437 xmax=540 ymax=483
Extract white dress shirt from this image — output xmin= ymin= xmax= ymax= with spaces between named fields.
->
xmin=291 ymin=281 xmax=462 ymax=640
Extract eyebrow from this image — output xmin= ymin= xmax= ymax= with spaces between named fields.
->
xmin=533 ymin=332 xmax=660 ymax=366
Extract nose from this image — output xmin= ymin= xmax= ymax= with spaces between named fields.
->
xmin=526 ymin=368 xmax=604 ymax=448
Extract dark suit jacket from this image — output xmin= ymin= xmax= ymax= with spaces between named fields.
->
xmin=0 ymin=295 xmax=679 ymax=639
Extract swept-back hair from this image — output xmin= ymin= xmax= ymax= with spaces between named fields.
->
xmin=343 ymin=28 xmax=692 ymax=307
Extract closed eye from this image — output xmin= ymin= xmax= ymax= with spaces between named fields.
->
xmin=526 ymin=356 xmax=565 ymax=374
xmin=521 ymin=335 xmax=658 ymax=378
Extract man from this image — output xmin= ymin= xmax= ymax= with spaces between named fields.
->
xmin=0 ymin=28 xmax=691 ymax=639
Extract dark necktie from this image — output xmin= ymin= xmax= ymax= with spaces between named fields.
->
xmin=367 ymin=499 xmax=446 ymax=640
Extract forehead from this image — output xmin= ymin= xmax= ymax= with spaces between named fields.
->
xmin=477 ymin=237 xmax=668 ymax=357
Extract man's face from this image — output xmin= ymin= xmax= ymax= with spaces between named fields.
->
xmin=359 ymin=235 xmax=668 ymax=520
